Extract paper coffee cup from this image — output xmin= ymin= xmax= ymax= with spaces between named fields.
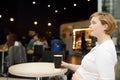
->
xmin=53 ymin=55 xmax=63 ymax=68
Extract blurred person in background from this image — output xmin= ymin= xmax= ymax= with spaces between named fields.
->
xmin=42 ymin=36 xmax=50 ymax=51
xmin=33 ymin=33 xmax=44 ymax=47
xmin=81 ymin=32 xmax=87 ymax=56
xmin=26 ymin=30 xmax=36 ymax=54
xmin=32 ymin=33 xmax=44 ymax=61
xmin=26 ymin=30 xmax=36 ymax=62
xmin=3 ymin=33 xmax=18 ymax=51
xmin=2 ymin=33 xmax=18 ymax=75
xmin=51 ymin=37 xmax=64 ymax=51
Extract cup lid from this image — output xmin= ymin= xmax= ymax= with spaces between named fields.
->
xmin=54 ymin=55 xmax=63 ymax=57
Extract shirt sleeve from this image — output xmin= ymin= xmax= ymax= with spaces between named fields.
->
xmin=95 ymin=47 xmax=115 ymax=80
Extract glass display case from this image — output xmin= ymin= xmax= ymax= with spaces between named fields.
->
xmin=72 ymin=28 xmax=92 ymax=51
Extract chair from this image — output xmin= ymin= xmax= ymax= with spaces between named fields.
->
xmin=42 ymin=51 xmax=66 ymax=62
xmin=42 ymin=51 xmax=53 ymax=62
xmin=33 ymin=45 xmax=44 ymax=61
xmin=8 ymin=45 xmax=27 ymax=67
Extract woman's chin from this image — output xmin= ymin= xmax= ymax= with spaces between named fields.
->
xmin=90 ymin=33 xmax=93 ymax=36
xmin=90 ymin=33 xmax=95 ymax=37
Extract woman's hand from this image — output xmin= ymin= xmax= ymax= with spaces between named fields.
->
xmin=72 ymin=71 xmax=83 ymax=80
xmin=61 ymin=61 xmax=80 ymax=72
xmin=61 ymin=61 xmax=69 ymax=68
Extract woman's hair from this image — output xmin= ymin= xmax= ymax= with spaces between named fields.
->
xmin=89 ymin=12 xmax=116 ymax=35
xmin=6 ymin=33 xmax=18 ymax=48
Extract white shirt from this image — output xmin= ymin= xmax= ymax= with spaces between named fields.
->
xmin=77 ymin=40 xmax=117 ymax=80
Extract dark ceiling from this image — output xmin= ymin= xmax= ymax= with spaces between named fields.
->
xmin=0 ymin=0 xmax=97 ymax=37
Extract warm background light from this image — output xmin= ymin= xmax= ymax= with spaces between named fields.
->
xmin=64 ymin=7 xmax=67 ymax=10
xmin=73 ymin=3 xmax=77 ymax=7
xmin=48 ymin=22 xmax=52 ymax=26
xmin=0 ymin=14 xmax=2 ymax=18
xmin=55 ymin=10 xmax=58 ymax=13
xmin=10 ymin=18 xmax=14 ymax=22
xmin=32 ymin=1 xmax=36 ymax=4
xmin=34 ymin=21 xmax=38 ymax=25
xmin=48 ymin=4 xmax=51 ymax=7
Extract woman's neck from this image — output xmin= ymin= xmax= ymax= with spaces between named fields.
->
xmin=97 ymin=34 xmax=111 ymax=44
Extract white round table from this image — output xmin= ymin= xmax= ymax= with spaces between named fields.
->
xmin=8 ymin=62 xmax=67 ymax=80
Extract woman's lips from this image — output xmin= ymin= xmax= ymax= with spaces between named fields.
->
xmin=89 ymin=29 xmax=93 ymax=32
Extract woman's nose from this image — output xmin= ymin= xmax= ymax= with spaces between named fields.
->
xmin=89 ymin=24 xmax=91 ymax=28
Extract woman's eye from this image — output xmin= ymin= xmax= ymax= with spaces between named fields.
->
xmin=91 ymin=21 xmax=96 ymax=25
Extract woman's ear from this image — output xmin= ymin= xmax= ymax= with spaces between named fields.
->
xmin=103 ymin=24 xmax=108 ymax=30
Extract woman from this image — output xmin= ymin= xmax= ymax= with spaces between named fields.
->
xmin=3 ymin=33 xmax=18 ymax=51
xmin=61 ymin=12 xmax=118 ymax=80
xmin=2 ymin=33 xmax=18 ymax=74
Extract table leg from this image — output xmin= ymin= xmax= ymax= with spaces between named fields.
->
xmin=1 ymin=51 xmax=4 ymax=74
xmin=36 ymin=77 xmax=42 ymax=80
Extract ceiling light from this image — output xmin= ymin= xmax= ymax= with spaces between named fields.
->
xmin=10 ymin=18 xmax=14 ymax=22
xmin=73 ymin=3 xmax=77 ymax=6
xmin=64 ymin=7 xmax=67 ymax=10
xmin=0 ymin=14 xmax=2 ymax=18
xmin=34 ymin=21 xmax=38 ymax=25
xmin=33 ymin=1 xmax=36 ymax=4
xmin=48 ymin=22 xmax=52 ymax=26
xmin=55 ymin=10 xmax=58 ymax=13
xmin=48 ymin=4 xmax=51 ymax=7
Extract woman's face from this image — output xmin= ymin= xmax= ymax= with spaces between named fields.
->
xmin=89 ymin=16 xmax=106 ymax=38
xmin=6 ymin=35 xmax=10 ymax=41
xmin=33 ymin=35 xmax=39 ymax=41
